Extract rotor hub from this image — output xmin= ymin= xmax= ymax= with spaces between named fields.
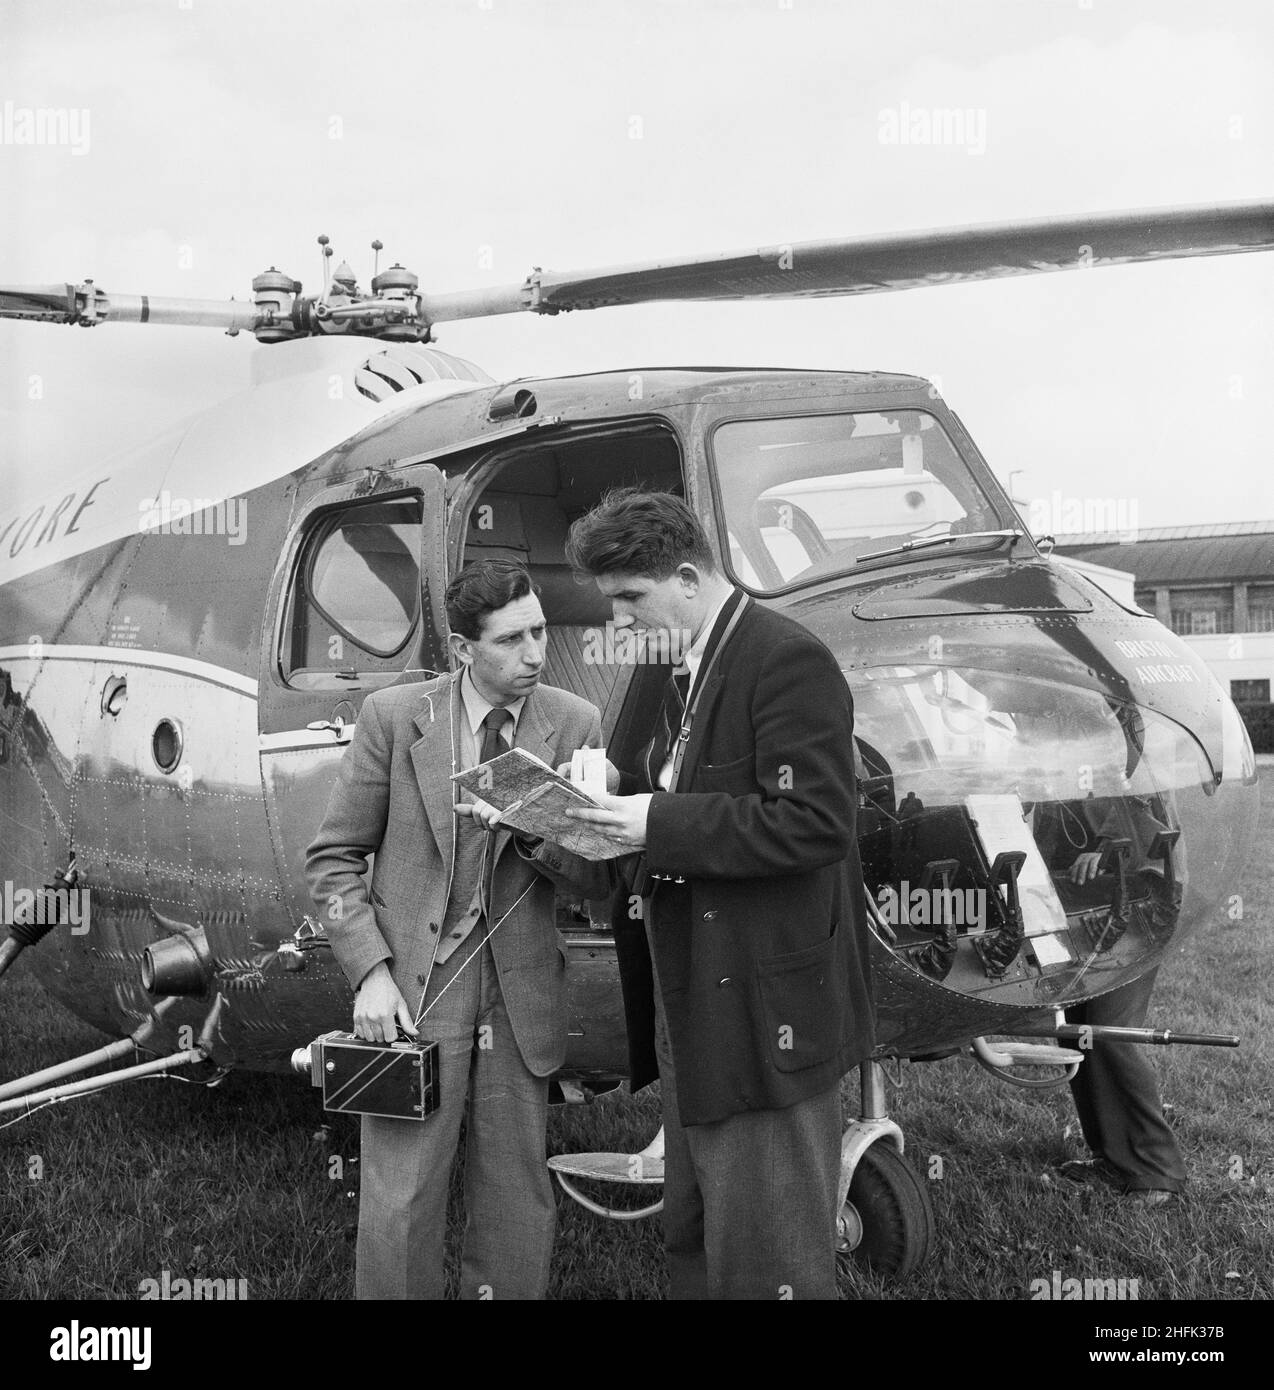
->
xmin=251 ymin=266 xmax=303 ymax=343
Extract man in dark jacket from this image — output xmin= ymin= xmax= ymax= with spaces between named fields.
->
xmin=564 ymin=489 xmax=874 ymax=1299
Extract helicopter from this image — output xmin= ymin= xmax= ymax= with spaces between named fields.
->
xmin=0 ymin=201 xmax=1268 ymax=1279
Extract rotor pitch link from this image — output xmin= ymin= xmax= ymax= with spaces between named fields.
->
xmin=319 ymin=298 xmax=419 ymax=322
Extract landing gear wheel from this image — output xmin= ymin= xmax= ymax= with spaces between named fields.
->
xmin=838 ymin=1143 xmax=934 ymax=1280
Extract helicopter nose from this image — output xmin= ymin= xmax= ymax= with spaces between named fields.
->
xmin=844 ymin=660 xmax=1259 ymax=1011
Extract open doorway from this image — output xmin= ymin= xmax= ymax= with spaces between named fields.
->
xmin=454 ymin=419 xmax=684 ymax=770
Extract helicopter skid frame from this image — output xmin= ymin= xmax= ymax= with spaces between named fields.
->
xmin=0 ymin=1047 xmax=208 ymax=1119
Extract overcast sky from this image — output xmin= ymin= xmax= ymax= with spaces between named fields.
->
xmin=2 ymin=0 xmax=1271 ymax=531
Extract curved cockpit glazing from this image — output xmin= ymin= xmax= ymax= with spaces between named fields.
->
xmin=847 ymin=666 xmax=1256 ymax=1011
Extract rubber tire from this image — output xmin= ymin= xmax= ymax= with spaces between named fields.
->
xmin=841 ymin=1142 xmax=935 ymax=1281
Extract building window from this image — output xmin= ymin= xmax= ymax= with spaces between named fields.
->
xmin=1231 ymin=679 xmax=1270 ymax=703
xmin=1171 ymin=609 xmax=1225 ymax=636
xmin=1248 ymin=584 xmax=1274 ymax=632
xmin=1169 ymin=587 xmax=1233 ymax=636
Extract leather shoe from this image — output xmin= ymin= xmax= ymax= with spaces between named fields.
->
xmin=1123 ymin=1188 xmax=1173 ymax=1206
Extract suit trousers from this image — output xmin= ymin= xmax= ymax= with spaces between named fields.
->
xmin=648 ymin=925 xmax=842 ymax=1300
xmin=1065 ymin=968 xmax=1186 ymax=1193
xmin=355 ymin=935 xmax=556 ymax=1299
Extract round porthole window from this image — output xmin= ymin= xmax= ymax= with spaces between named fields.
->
xmin=152 ymin=718 xmax=183 ymax=773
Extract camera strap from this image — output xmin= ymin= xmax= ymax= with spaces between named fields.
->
xmin=413 ymin=869 xmax=537 ymax=1027
xmin=666 ymin=591 xmax=750 ymax=795
xmin=412 ymin=673 xmax=538 ymax=1028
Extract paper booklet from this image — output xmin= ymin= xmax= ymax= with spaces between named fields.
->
xmin=450 ymin=746 xmax=627 ymax=861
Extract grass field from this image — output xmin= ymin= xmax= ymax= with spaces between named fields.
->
xmin=2 ymin=797 xmax=1270 ymax=1302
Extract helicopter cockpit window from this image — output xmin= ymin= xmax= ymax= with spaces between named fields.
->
xmin=712 ymin=410 xmax=1001 ymax=592
xmin=848 ymin=664 xmax=1244 ymax=1002
xmin=282 ymin=496 xmax=423 ymax=688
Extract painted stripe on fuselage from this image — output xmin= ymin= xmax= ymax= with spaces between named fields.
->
xmin=0 ymin=644 xmax=259 ymax=697
xmin=258 ymin=727 xmax=356 ymax=752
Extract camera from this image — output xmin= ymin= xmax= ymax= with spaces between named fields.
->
xmin=291 ymin=1030 xmax=440 ymax=1121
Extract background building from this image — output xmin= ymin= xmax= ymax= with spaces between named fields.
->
xmin=1054 ymin=523 xmax=1274 ymax=747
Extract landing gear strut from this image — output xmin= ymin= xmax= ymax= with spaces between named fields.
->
xmin=548 ymin=1061 xmax=937 ymax=1281
xmin=836 ymin=1060 xmax=934 ymax=1280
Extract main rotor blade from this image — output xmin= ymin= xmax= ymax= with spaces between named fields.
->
xmin=0 ymin=284 xmax=80 ymax=322
xmin=0 ymin=284 xmax=258 ymax=330
xmin=421 ymin=199 xmax=1274 ymax=323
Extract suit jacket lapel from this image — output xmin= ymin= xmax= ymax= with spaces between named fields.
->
xmin=410 ymin=672 xmax=460 ymax=865
xmin=513 ymin=686 xmax=557 ymax=768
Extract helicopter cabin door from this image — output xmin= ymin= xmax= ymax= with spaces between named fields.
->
xmin=450 ymin=418 xmax=687 ymax=757
xmin=257 ymin=463 xmax=447 ymax=919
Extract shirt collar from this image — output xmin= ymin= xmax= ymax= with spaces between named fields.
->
xmin=458 ymin=666 xmax=527 ymax=738
xmin=683 ymin=588 xmax=734 ymax=680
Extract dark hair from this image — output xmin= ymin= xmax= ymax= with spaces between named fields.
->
xmin=445 ymin=557 xmax=539 ymax=639
xmin=564 ymin=488 xmax=716 ymax=580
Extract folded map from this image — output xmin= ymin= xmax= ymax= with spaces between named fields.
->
xmin=450 ymin=747 xmax=627 ymax=861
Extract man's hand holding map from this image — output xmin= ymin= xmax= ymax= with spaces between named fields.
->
xmin=451 ymin=747 xmax=628 ymax=861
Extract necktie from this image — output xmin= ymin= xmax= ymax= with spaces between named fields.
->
xmin=644 ymin=665 xmax=691 ymax=791
xmin=477 ymin=707 xmax=513 ymax=916
xmin=479 ymin=707 xmax=512 ymax=765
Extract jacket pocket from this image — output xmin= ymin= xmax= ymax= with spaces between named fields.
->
xmin=757 ymin=923 xmax=845 ymax=1073
xmin=695 ymin=752 xmax=756 ymax=795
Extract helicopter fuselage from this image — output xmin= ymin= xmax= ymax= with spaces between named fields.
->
xmin=0 ymin=340 xmax=1257 ymax=1083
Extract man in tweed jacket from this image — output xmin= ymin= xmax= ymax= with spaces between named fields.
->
xmin=306 ymin=558 xmax=609 ymax=1299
